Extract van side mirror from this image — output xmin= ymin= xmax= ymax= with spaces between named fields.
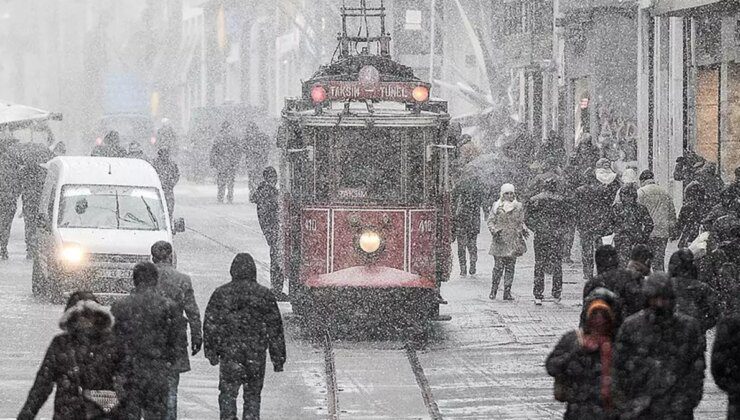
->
xmin=36 ymin=214 xmax=51 ymax=231
xmin=173 ymin=218 xmax=186 ymax=233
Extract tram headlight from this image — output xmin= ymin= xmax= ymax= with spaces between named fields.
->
xmin=412 ymin=85 xmax=429 ymax=102
xmin=359 ymin=230 xmax=382 ymax=254
xmin=311 ymin=85 xmax=327 ymax=103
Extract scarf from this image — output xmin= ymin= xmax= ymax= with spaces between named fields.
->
xmin=595 ymin=168 xmax=617 ymax=185
xmin=579 ymin=328 xmax=613 ymax=410
xmin=493 ymin=199 xmax=521 ymax=214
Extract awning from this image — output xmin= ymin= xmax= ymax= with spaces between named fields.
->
xmin=651 ymin=0 xmax=738 ymax=15
xmin=0 ymin=101 xmax=62 ymax=130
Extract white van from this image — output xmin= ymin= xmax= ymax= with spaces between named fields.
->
xmin=33 ymin=156 xmax=184 ymax=301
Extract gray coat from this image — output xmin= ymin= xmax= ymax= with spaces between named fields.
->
xmin=487 ymin=202 xmax=526 ymax=257
xmin=155 ymin=262 xmax=202 ymax=373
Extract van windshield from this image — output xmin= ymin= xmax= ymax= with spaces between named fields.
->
xmin=58 ymin=185 xmax=167 ymax=231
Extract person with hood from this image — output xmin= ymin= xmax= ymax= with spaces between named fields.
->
xmin=19 ymin=291 xmax=124 ymax=419
xmin=0 ymin=137 xmax=20 ymax=260
xmin=487 ymin=183 xmax=528 ymax=300
xmin=153 ymin=147 xmax=180 ymax=220
xmin=703 ymin=186 xmax=740 ymax=235
xmin=452 ymin=175 xmax=486 ymax=276
xmin=210 ymin=121 xmax=243 ymax=204
xmin=250 ymin=167 xmax=286 ymax=300
xmin=575 ymin=166 xmax=621 ymax=281
xmin=626 ymin=243 xmax=652 ymax=280
xmin=111 ymin=262 xmax=179 ymax=418
xmin=526 ymin=178 xmax=574 ymax=305
xmin=91 ymin=130 xmax=126 ymax=158
xmin=637 ymin=170 xmax=677 ymax=271
xmin=203 ymin=253 xmax=286 ymax=420
xmin=672 ymin=182 xmax=710 ymax=248
xmin=669 ymin=249 xmax=719 ymax=332
xmin=612 ymin=273 xmax=706 ymax=420
xmin=151 ymin=241 xmax=202 ymax=419
xmin=546 ymin=288 xmax=619 ymax=420
xmin=609 ymin=185 xmax=653 ymax=265
xmin=694 ymin=161 xmax=725 ymax=204
xmin=582 ymin=245 xmax=645 ymax=325
xmin=711 ymin=283 xmax=740 ymax=420
xmin=125 ymin=141 xmax=148 ymax=161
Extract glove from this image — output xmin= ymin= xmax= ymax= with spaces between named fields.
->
xmin=688 ymin=231 xmax=709 ymax=259
xmin=191 ymin=337 xmax=203 ymax=356
xmin=208 ymin=356 xmax=219 ymax=366
xmin=273 ymin=363 xmax=284 ymax=372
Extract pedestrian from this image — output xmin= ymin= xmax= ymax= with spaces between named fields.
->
xmin=711 ymin=287 xmax=740 ymax=420
xmin=111 ymin=262 xmax=179 ymax=418
xmin=702 ymin=215 xmax=740 ymax=314
xmin=18 ymin=291 xmax=124 ymax=420
xmin=452 ymin=175 xmax=486 ymax=276
xmin=636 ymin=170 xmax=677 ymax=271
xmin=0 ymin=137 xmax=20 ymax=260
xmin=203 ymin=253 xmax=286 ymax=420
xmin=694 ymin=161 xmax=724 ymax=204
xmin=673 ymin=150 xmax=704 ymax=185
xmin=612 ymin=273 xmax=706 ymax=420
xmin=703 ymin=186 xmax=740 ymax=235
xmin=524 ymin=157 xmax=563 ymax=201
xmin=582 ymin=245 xmax=645 ymax=325
xmin=535 ymin=130 xmax=567 ymax=168
xmin=575 ymin=167 xmax=620 ymax=281
xmin=609 ymin=185 xmax=653 ymax=266
xmin=153 ymin=147 xmax=180 ymax=221
xmin=668 ymin=249 xmax=719 ymax=332
xmin=249 ymin=167 xmax=286 ymax=300
xmin=672 ymin=182 xmax=710 ymax=248
xmin=156 ymin=119 xmax=179 ymax=152
xmin=487 ymin=183 xmax=528 ymax=300
xmin=546 ymin=288 xmax=619 ymax=420
xmin=126 ymin=141 xmax=148 ymax=161
xmin=91 ymin=131 xmax=127 ymax=158
xmin=17 ymin=142 xmax=54 ymax=259
xmin=625 ymin=243 xmax=652 ymax=279
xmin=571 ymin=134 xmax=600 ymax=169
xmin=526 ymin=178 xmax=573 ymax=305
xmin=151 ymin=241 xmax=202 ymax=419
xmin=210 ymin=121 xmax=242 ymax=204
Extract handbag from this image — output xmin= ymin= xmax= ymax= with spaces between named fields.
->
xmin=512 ymin=234 xmax=527 ymax=257
xmin=70 ymin=349 xmax=120 ymax=418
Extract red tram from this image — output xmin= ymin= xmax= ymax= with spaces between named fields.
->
xmin=278 ymin=2 xmax=458 ymax=325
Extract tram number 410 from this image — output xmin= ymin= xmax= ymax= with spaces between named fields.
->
xmin=304 ymin=219 xmax=318 ymax=232
xmin=417 ymin=219 xmax=434 ymax=234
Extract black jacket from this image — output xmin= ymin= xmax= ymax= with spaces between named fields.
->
xmin=612 ymin=309 xmax=706 ymax=419
xmin=19 ymin=301 xmax=123 ymax=420
xmin=673 ymin=182 xmax=710 ymax=248
xmin=610 ymin=202 xmax=653 ymax=250
xmin=583 ymin=268 xmax=644 ymax=327
xmin=711 ymin=312 xmax=740 ymax=417
xmin=576 ymin=180 xmax=621 ymax=236
xmin=452 ymin=177 xmax=486 ymax=236
xmin=250 ymin=182 xmax=280 ymax=242
xmin=209 ymin=134 xmax=242 ymax=170
xmin=152 ymin=157 xmax=180 ymax=193
xmin=672 ymin=276 xmax=720 ymax=332
xmin=203 ymin=278 xmax=286 ymax=368
xmin=525 ymin=191 xmax=573 ymax=239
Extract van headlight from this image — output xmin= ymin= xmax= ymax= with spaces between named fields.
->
xmin=59 ymin=243 xmax=86 ymax=265
xmin=359 ymin=230 xmax=382 ymax=254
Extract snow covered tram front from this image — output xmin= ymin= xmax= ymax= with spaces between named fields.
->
xmin=278 ymin=56 xmax=455 ymax=327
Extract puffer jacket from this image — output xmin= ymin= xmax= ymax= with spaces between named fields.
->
xmin=672 ymin=276 xmax=720 ymax=332
xmin=712 ymin=310 xmax=740 ymax=419
xmin=487 ymin=201 xmax=526 ymax=257
xmin=637 ymin=181 xmax=677 ymax=238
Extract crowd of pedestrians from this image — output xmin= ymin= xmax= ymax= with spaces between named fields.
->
xmin=18 ymin=243 xmax=286 ymax=420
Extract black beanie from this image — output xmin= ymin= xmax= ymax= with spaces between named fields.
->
xmin=668 ymin=249 xmax=698 ymax=279
xmin=595 ymin=245 xmax=619 ymax=274
xmin=639 ymin=170 xmax=654 ymax=182
xmin=230 ymin=253 xmax=257 ymax=281
xmin=630 ymin=244 xmax=653 ymax=264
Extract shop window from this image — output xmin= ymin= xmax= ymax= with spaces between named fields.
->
xmin=696 ymin=67 xmax=719 ymax=163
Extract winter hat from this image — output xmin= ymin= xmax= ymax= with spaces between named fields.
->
xmin=151 ymin=240 xmax=173 ymax=263
xmin=643 ymin=272 xmax=675 ymax=300
xmin=621 ymin=167 xmax=638 ymax=184
xmin=499 ymin=183 xmax=516 ymax=196
xmin=639 ymin=170 xmax=654 ymax=182
xmin=230 ymin=253 xmax=257 ymax=281
xmin=630 ymin=244 xmax=653 ymax=265
xmin=595 ymin=245 xmax=619 ymax=274
xmin=668 ymin=249 xmax=698 ymax=279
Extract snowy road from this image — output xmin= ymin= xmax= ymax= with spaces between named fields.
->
xmin=0 ymin=182 xmax=729 ymax=419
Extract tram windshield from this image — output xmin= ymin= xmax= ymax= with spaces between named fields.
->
xmin=305 ymin=127 xmax=431 ymax=206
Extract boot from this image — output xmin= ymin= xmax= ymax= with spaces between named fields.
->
xmin=459 ymin=262 xmax=467 ymax=277
xmin=503 ymin=287 xmax=514 ymax=301
xmin=0 ymin=248 xmax=7 ymax=260
xmin=469 ymin=262 xmax=477 ymax=275
xmin=489 ymin=285 xmax=497 ymax=300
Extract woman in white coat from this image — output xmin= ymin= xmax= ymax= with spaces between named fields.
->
xmin=487 ymin=183 xmax=528 ymax=300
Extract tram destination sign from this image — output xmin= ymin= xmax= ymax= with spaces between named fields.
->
xmin=322 ymin=81 xmax=428 ymax=102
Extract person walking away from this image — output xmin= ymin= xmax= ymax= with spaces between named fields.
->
xmin=151 ymin=241 xmax=202 ymax=419
xmin=250 ymin=167 xmax=286 ymax=301
xmin=0 ymin=137 xmax=20 ymax=260
xmin=153 ymin=147 xmax=180 ymax=221
xmin=575 ymin=166 xmax=621 ymax=281
xmin=487 ymin=183 xmax=527 ymax=300
xmin=582 ymin=245 xmax=645 ymax=325
xmin=610 ymin=185 xmax=653 ymax=265
xmin=452 ymin=175 xmax=486 ymax=276
xmin=111 ymin=262 xmax=179 ymax=418
xmin=711 ymin=283 xmax=740 ymax=420
xmin=204 ymin=253 xmax=286 ymax=420
xmin=672 ymin=182 xmax=710 ymax=248
xmin=156 ymin=119 xmax=179 ymax=152
xmin=19 ymin=291 xmax=124 ymax=419
xmin=546 ymin=288 xmax=619 ymax=420
xmin=526 ymin=178 xmax=573 ymax=305
xmin=694 ymin=161 xmax=725 ymax=204
xmin=668 ymin=249 xmax=719 ymax=332
xmin=210 ymin=121 xmax=242 ymax=204
xmin=612 ymin=273 xmax=706 ymax=420
xmin=91 ymin=131 xmax=127 ymax=158
xmin=625 ymin=243 xmax=652 ymax=279
xmin=702 ymin=215 xmax=740 ymax=314
xmin=637 ymin=170 xmax=677 ymax=271
xmin=17 ymin=142 xmax=54 ymax=259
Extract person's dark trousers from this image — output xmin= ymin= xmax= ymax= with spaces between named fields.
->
xmin=217 ymin=169 xmax=236 ymax=203
xmin=648 ymin=237 xmax=669 ymax=272
xmin=562 ymin=225 xmax=576 ymax=260
xmin=122 ymin=360 xmax=170 ymax=420
xmin=0 ymin=196 xmax=17 ymax=255
xmin=219 ymin=357 xmax=266 ymax=420
xmin=456 ymin=233 xmax=478 ymax=274
xmin=165 ymin=371 xmax=180 ymax=420
xmin=491 ymin=256 xmax=516 ymax=295
xmin=21 ymin=192 xmax=40 ymax=257
xmin=728 ymin=395 xmax=739 ymax=420
xmin=533 ymin=235 xmax=563 ymax=299
xmin=268 ymin=242 xmax=284 ymax=295
xmin=579 ymin=231 xmax=601 ymax=281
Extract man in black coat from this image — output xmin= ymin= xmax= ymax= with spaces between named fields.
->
xmin=152 ymin=241 xmax=202 ymax=419
xmin=526 ymin=178 xmax=574 ymax=305
xmin=250 ymin=167 xmax=285 ymax=300
xmin=668 ymin=249 xmax=719 ymax=332
xmin=452 ymin=175 xmax=486 ymax=276
xmin=711 ymin=291 xmax=740 ymax=420
xmin=204 ymin=253 xmax=286 ymax=420
xmin=153 ymin=147 xmax=180 ymax=221
xmin=210 ymin=121 xmax=242 ymax=204
xmin=111 ymin=262 xmax=179 ymax=419
xmin=0 ymin=138 xmax=20 ymax=260
xmin=610 ymin=185 xmax=653 ymax=266
xmin=612 ymin=273 xmax=706 ymax=419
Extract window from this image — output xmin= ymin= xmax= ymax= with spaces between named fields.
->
xmin=58 ymin=185 xmax=167 ymax=231
xmin=405 ymin=10 xmax=422 ymax=31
